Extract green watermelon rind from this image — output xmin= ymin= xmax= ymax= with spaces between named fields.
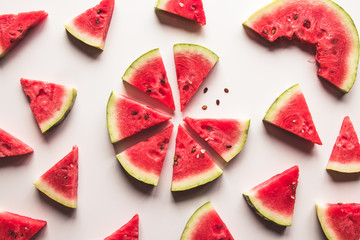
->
xmin=316 ymin=203 xmax=339 ymax=240
xmin=65 ymin=22 xmax=106 ymax=50
xmin=326 ymin=161 xmax=360 ymax=173
xmin=174 ymin=43 xmax=219 ymax=66
xmin=106 ymin=91 xmax=120 ymax=143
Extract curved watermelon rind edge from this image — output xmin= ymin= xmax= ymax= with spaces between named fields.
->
xmin=316 ymin=203 xmax=338 ymax=240
xmin=106 ymin=91 xmax=120 ymax=143
xmin=65 ymin=22 xmax=105 ymax=50
xmin=326 ymin=161 xmax=360 ymax=173
xmin=174 ymin=43 xmax=219 ymax=65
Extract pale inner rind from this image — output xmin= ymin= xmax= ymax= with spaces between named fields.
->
xmin=65 ymin=21 xmax=105 ymax=50
xmin=326 ymin=161 xmax=360 ymax=173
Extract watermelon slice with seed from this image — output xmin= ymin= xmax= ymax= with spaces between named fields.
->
xmin=0 ymin=128 xmax=33 ymax=158
xmin=155 ymin=0 xmax=206 ymax=26
xmin=107 ymin=92 xmax=171 ymax=143
xmin=174 ymin=43 xmax=219 ymax=111
xmin=104 ymin=214 xmax=139 ymax=240
xmin=243 ymin=165 xmax=299 ymax=226
xmin=65 ymin=0 xmax=114 ymax=50
xmin=183 ymin=117 xmax=250 ymax=162
xmin=243 ymin=0 xmax=359 ymax=93
xmin=0 ymin=211 xmax=46 ymax=240
xmin=20 ymin=78 xmax=77 ymax=134
xmin=316 ymin=202 xmax=360 ymax=240
xmin=181 ymin=201 xmax=234 ymax=240
xmin=0 ymin=11 xmax=47 ymax=58
xmin=116 ymin=124 xmax=173 ymax=186
xmin=264 ymin=84 xmax=322 ymax=145
xmin=33 ymin=146 xmax=78 ymax=208
xmin=171 ymin=125 xmax=223 ymax=191
xmin=122 ymin=48 xmax=175 ymax=110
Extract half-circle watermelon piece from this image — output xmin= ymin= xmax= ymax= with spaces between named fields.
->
xmin=243 ymin=165 xmax=299 ymax=226
xmin=122 ymin=48 xmax=176 ymax=110
xmin=33 ymin=146 xmax=78 ymax=208
xmin=244 ymin=0 xmax=359 ymax=93
xmin=0 ymin=128 xmax=33 ymax=158
xmin=264 ymin=84 xmax=322 ymax=145
xmin=104 ymin=214 xmax=139 ymax=240
xmin=0 ymin=11 xmax=48 ymax=58
xmin=65 ymin=0 xmax=114 ymax=50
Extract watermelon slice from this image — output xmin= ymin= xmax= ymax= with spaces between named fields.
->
xmin=106 ymin=92 xmax=171 ymax=143
xmin=243 ymin=0 xmax=359 ymax=93
xmin=65 ymin=0 xmax=115 ymax=50
xmin=243 ymin=165 xmax=299 ymax=226
xmin=174 ymin=43 xmax=219 ymax=111
xmin=171 ymin=125 xmax=223 ymax=191
xmin=122 ymin=48 xmax=175 ymax=110
xmin=316 ymin=202 xmax=360 ymax=240
xmin=0 ymin=211 xmax=46 ymax=240
xmin=155 ymin=0 xmax=206 ymax=26
xmin=116 ymin=124 xmax=173 ymax=186
xmin=20 ymin=78 xmax=77 ymax=134
xmin=180 ymin=201 xmax=234 ymax=240
xmin=33 ymin=146 xmax=78 ymax=208
xmin=327 ymin=116 xmax=360 ymax=173
xmin=183 ymin=117 xmax=250 ymax=162
xmin=264 ymin=84 xmax=322 ymax=145
xmin=0 ymin=128 xmax=33 ymax=158
xmin=104 ymin=214 xmax=139 ymax=240
xmin=0 ymin=11 xmax=48 ymax=58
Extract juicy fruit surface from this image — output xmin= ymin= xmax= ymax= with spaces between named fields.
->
xmin=0 ymin=211 xmax=46 ymax=240
xmin=244 ymin=0 xmax=359 ymax=92
xmin=122 ymin=49 xmax=175 ymax=110
xmin=104 ymin=214 xmax=139 ymax=240
xmin=0 ymin=128 xmax=33 ymax=158
xmin=316 ymin=203 xmax=360 ymax=240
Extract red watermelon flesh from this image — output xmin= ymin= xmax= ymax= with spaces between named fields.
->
xmin=116 ymin=124 xmax=173 ymax=186
xmin=0 ymin=211 xmax=46 ymax=240
xmin=0 ymin=11 xmax=47 ymax=58
xmin=33 ymin=146 xmax=78 ymax=208
xmin=0 ymin=128 xmax=33 ymax=158
xmin=316 ymin=203 xmax=360 ymax=240
xmin=104 ymin=214 xmax=139 ymax=240
xmin=244 ymin=0 xmax=359 ymax=93
xmin=122 ymin=48 xmax=175 ymax=110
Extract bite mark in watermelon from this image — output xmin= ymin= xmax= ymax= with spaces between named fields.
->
xmin=243 ymin=0 xmax=359 ymax=93
xmin=122 ymin=48 xmax=176 ymax=110
xmin=0 ymin=128 xmax=33 ymax=158
xmin=65 ymin=0 xmax=114 ymax=50
xmin=104 ymin=214 xmax=139 ymax=240
xmin=33 ymin=146 xmax=78 ymax=208
xmin=243 ymin=165 xmax=299 ymax=226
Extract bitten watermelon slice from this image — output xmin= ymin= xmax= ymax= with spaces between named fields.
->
xmin=20 ymin=78 xmax=77 ymax=134
xmin=33 ymin=146 xmax=78 ymax=208
xmin=0 ymin=11 xmax=47 ymax=58
xmin=155 ymin=0 xmax=206 ymax=26
xmin=0 ymin=211 xmax=46 ymax=240
xmin=316 ymin=202 xmax=360 ymax=240
xmin=65 ymin=0 xmax=114 ymax=50
xmin=174 ymin=43 xmax=219 ymax=111
xmin=243 ymin=165 xmax=299 ymax=226
xmin=243 ymin=0 xmax=359 ymax=93
xmin=180 ymin=202 xmax=234 ymax=240
xmin=122 ymin=48 xmax=176 ymax=110
xmin=264 ymin=84 xmax=322 ymax=145
xmin=104 ymin=214 xmax=139 ymax=240
xmin=116 ymin=124 xmax=173 ymax=186
xmin=0 ymin=128 xmax=33 ymax=158
xmin=171 ymin=125 xmax=223 ymax=191
xmin=183 ymin=117 xmax=250 ymax=162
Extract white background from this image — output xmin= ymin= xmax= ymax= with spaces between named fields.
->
xmin=1 ymin=0 xmax=360 ymax=239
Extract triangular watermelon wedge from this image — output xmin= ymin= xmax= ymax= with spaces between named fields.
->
xmin=0 ymin=11 xmax=48 ymax=58
xmin=174 ymin=43 xmax=219 ymax=111
xmin=65 ymin=0 xmax=115 ymax=50
xmin=33 ymin=146 xmax=78 ymax=208
xmin=0 ymin=211 xmax=46 ymax=240
xmin=316 ymin=202 xmax=360 ymax=240
xmin=171 ymin=125 xmax=223 ymax=191
xmin=104 ymin=214 xmax=139 ymax=240
xmin=0 ymin=128 xmax=33 ymax=158
xmin=183 ymin=117 xmax=250 ymax=162
xmin=106 ymin=92 xmax=171 ymax=143
xmin=243 ymin=165 xmax=299 ymax=226
xmin=20 ymin=78 xmax=77 ymax=134
xmin=122 ymin=48 xmax=176 ymax=110
xmin=264 ymin=84 xmax=322 ymax=145
xmin=327 ymin=116 xmax=360 ymax=173
xmin=116 ymin=124 xmax=174 ymax=186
